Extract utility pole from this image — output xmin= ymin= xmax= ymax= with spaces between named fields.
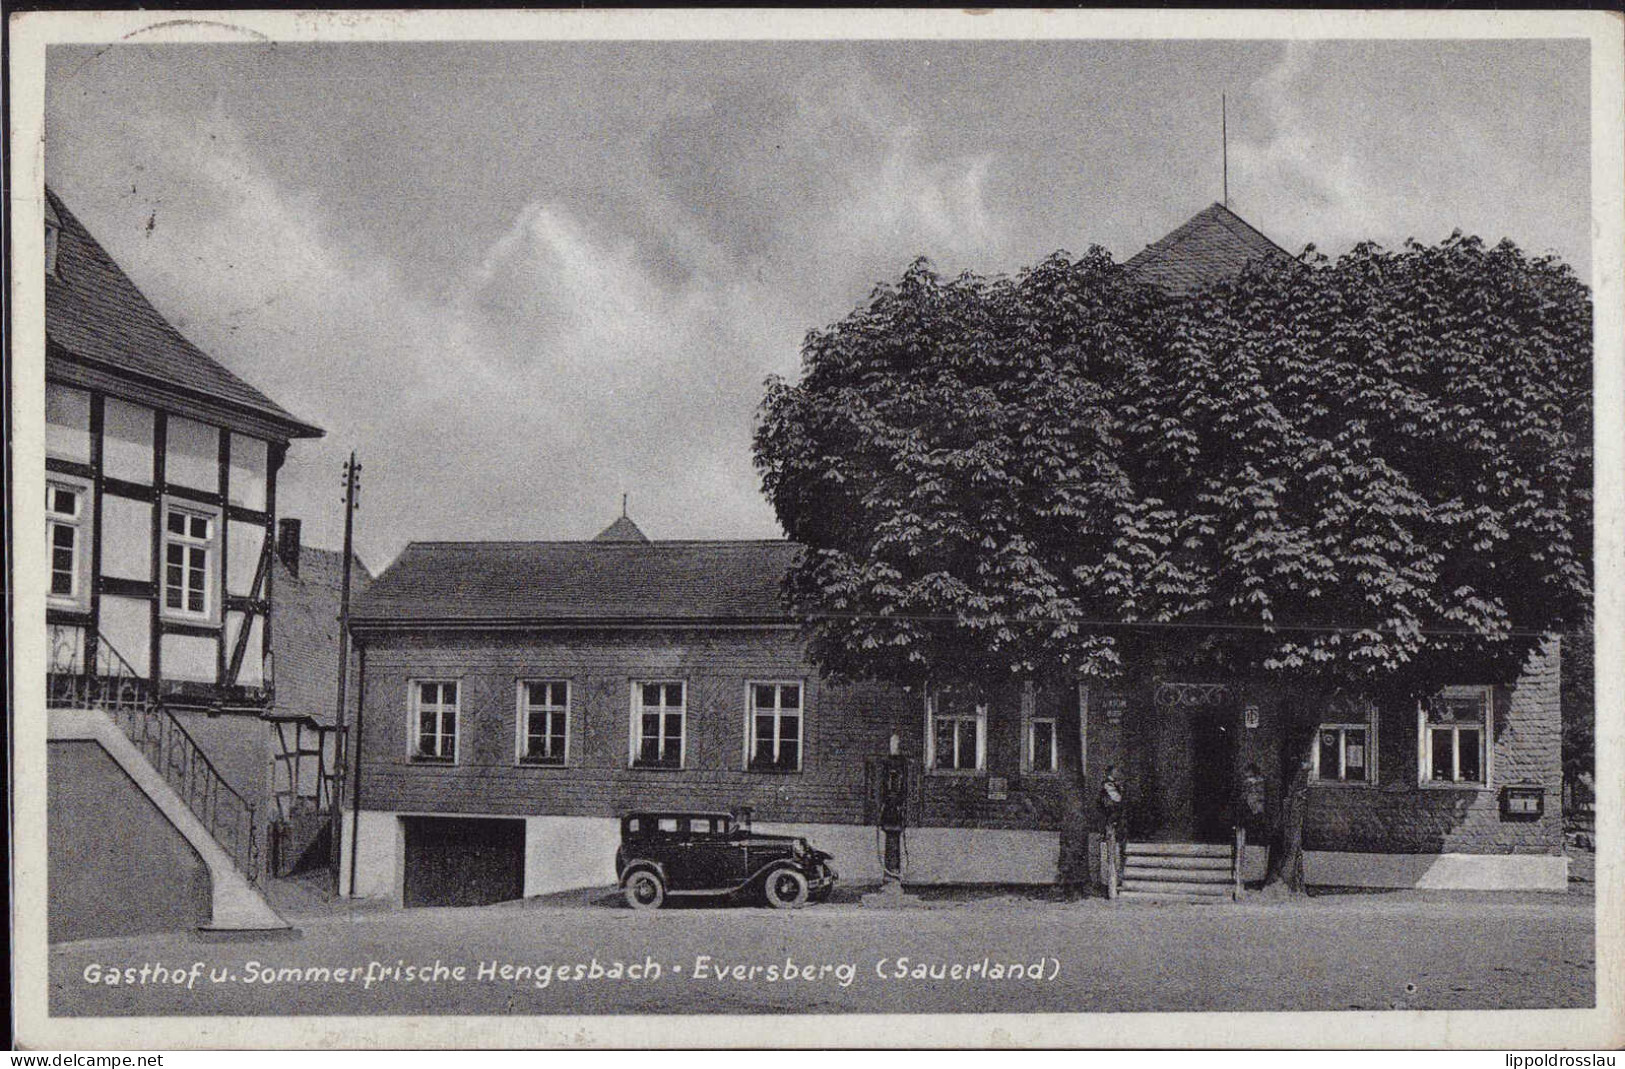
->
xmin=330 ymin=452 xmax=361 ymax=897
xmin=1222 ymin=93 xmax=1229 ymax=209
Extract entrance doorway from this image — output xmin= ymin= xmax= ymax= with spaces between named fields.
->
xmin=1189 ymin=714 xmax=1237 ymax=842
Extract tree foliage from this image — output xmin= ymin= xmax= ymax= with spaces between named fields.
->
xmin=754 ymin=235 xmax=1591 ymax=701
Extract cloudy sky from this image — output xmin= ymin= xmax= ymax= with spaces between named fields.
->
xmin=44 ymin=36 xmax=1591 ymax=572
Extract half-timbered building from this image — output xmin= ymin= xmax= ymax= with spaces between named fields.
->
xmin=43 ymin=187 xmax=323 ymax=939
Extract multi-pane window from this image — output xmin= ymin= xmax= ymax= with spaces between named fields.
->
xmin=1423 ymin=688 xmax=1489 ymax=785
xmin=162 ymin=506 xmax=215 ymax=617
xmin=519 ymin=680 xmax=569 ymax=765
xmin=411 ymin=680 xmax=458 ymax=763
xmin=1313 ymin=724 xmax=1371 ymax=783
xmin=928 ymin=693 xmax=986 ymax=772
xmin=1020 ymin=682 xmax=1057 ymax=774
xmin=748 ymin=682 xmax=803 ymax=771
xmin=633 ymin=682 xmax=685 ymax=768
xmin=1027 ymin=716 xmax=1058 ymax=773
xmin=46 ymin=482 xmax=84 ymax=601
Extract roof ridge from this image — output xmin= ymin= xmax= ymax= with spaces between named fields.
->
xmin=405 ymin=538 xmax=795 ymax=548
xmin=1203 ymin=202 xmax=1296 ymax=262
xmin=44 ymin=187 xmax=323 ymax=438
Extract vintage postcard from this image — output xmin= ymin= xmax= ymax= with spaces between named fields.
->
xmin=8 ymin=8 xmax=1622 ymax=1050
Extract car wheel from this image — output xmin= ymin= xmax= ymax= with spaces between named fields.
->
xmin=623 ymin=871 xmax=666 ymax=910
xmin=764 ymin=868 xmax=810 ymax=909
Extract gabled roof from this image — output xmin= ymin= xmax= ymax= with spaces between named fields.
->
xmin=44 ymin=187 xmax=323 ymax=438
xmin=350 ymin=540 xmax=804 ymax=627
xmin=270 ymin=546 xmax=372 ymax=725
xmin=1124 ymin=202 xmax=1296 ymax=296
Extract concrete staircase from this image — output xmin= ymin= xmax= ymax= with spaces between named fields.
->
xmin=1118 ymin=841 xmax=1237 ymax=903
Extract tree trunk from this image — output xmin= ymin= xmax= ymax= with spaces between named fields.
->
xmin=1265 ymin=721 xmax=1316 ymax=893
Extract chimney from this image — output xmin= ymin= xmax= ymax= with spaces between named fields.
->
xmin=277 ymin=518 xmax=302 ymax=577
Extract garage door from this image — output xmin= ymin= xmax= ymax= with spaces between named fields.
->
xmin=402 ymin=817 xmax=525 ymax=907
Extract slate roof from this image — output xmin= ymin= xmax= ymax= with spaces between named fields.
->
xmin=1124 ymin=202 xmax=1296 ymax=296
xmin=44 ymin=187 xmax=323 ymax=438
xmin=270 ymin=547 xmax=372 ymax=725
xmin=594 ymin=515 xmax=649 ymax=542
xmin=350 ymin=540 xmax=804 ymax=626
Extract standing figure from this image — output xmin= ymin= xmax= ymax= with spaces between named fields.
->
xmin=1098 ymin=765 xmax=1129 ymax=881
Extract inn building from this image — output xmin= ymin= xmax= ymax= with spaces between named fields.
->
xmin=339 ymin=205 xmax=1566 ymax=906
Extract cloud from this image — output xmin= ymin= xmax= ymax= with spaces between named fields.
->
xmin=644 ymin=67 xmax=1008 ymax=286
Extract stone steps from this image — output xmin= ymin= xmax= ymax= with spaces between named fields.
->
xmin=1124 ymin=841 xmax=1231 ymax=858
xmin=1116 ymin=840 xmax=1238 ymax=904
xmin=1124 ymin=883 xmax=1235 ymax=896
xmin=1122 ymin=854 xmax=1231 ymax=872
xmin=1121 ymin=866 xmax=1231 ymax=884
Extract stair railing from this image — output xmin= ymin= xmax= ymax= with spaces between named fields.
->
xmin=1232 ymin=825 xmax=1246 ymax=901
xmin=47 ymin=630 xmax=260 ymax=884
xmin=1103 ymin=823 xmax=1120 ymax=899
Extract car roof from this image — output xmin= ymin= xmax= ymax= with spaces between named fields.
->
xmin=624 ymin=811 xmax=735 ymax=821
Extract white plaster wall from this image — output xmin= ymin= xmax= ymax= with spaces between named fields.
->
xmin=100 ymin=498 xmax=153 ymax=580
xmin=227 ymin=614 xmax=264 ymax=687
xmin=228 ymin=434 xmax=268 ymax=511
xmin=160 ymin=632 xmax=216 ymax=683
xmin=227 ymin=521 xmax=264 ymax=596
xmin=523 ymin=816 xmax=621 ymax=896
xmin=165 ymin=416 xmax=219 ymax=493
xmin=339 ymin=810 xmax=405 ymax=900
xmin=46 ymin=383 xmax=91 ymax=463
xmin=757 ymin=822 xmax=1060 ymax=884
xmin=97 ymin=596 xmax=150 ymax=674
xmin=1305 ymin=850 xmax=1568 ymax=891
xmin=103 ymin=398 xmax=155 ymax=483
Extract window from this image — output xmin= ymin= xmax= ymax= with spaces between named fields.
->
xmin=45 ymin=219 xmax=60 ymax=275
xmin=1313 ymin=724 xmax=1372 ymax=783
xmin=1027 ymin=717 xmax=1058 ymax=773
xmin=1421 ymin=687 xmax=1490 ymax=786
xmin=1021 ymin=683 xmax=1058 ymax=774
xmin=518 ymin=680 xmax=569 ymax=765
xmin=162 ymin=505 xmax=217 ymax=620
xmin=411 ymin=680 xmax=458 ymax=763
xmin=46 ymin=481 xmax=88 ymax=604
xmin=748 ymin=682 xmax=803 ymax=771
xmin=632 ymin=682 xmax=685 ymax=768
xmin=926 ymin=692 xmax=986 ymax=773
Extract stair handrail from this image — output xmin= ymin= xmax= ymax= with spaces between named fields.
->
xmin=1103 ymin=823 xmax=1120 ymax=899
xmin=1232 ymin=824 xmax=1245 ymax=901
xmin=48 ymin=628 xmax=261 ymax=884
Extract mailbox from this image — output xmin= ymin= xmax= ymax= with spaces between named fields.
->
xmin=1500 ymin=785 xmax=1545 ymax=821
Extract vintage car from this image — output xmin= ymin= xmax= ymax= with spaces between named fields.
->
xmin=614 ymin=809 xmax=836 ymax=910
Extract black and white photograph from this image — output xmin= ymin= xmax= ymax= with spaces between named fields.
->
xmin=9 ymin=8 xmax=1622 ymax=1050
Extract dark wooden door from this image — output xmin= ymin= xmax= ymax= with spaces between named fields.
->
xmin=402 ymin=817 xmax=525 ymax=907
xmin=1189 ymin=714 xmax=1237 ymax=842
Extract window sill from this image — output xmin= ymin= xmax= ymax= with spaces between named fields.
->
xmin=518 ymin=758 xmax=568 ymax=768
xmin=927 ymin=768 xmax=986 ymax=778
xmin=1418 ymin=780 xmax=1492 ymax=792
xmin=629 ymin=762 xmax=686 ymax=772
xmin=159 ymin=612 xmax=222 ymax=630
xmin=1310 ymin=779 xmax=1378 ymax=789
xmin=1023 ymin=769 xmax=1062 ymax=779
xmin=410 ymin=756 xmax=456 ymax=766
xmin=746 ymin=764 xmax=803 ymax=775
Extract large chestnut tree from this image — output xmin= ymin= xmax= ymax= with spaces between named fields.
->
xmin=754 ymin=235 xmax=1591 ymax=889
